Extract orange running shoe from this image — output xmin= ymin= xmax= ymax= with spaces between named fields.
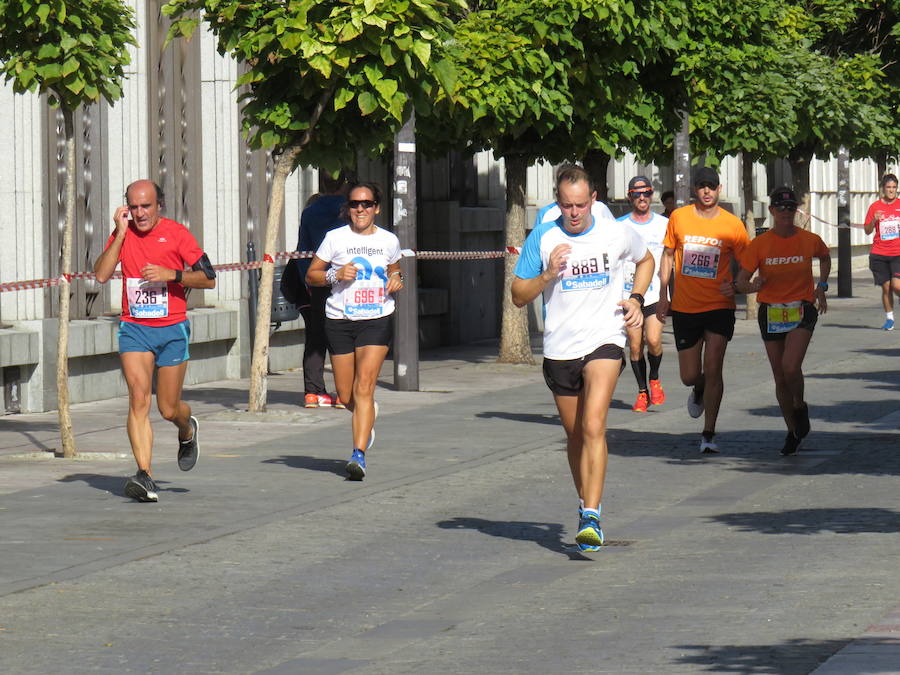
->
xmin=317 ymin=393 xmax=335 ymax=407
xmin=304 ymin=393 xmax=319 ymax=408
xmin=649 ymin=379 xmax=666 ymax=405
xmin=334 ymin=396 xmax=347 ymax=409
xmin=632 ymin=391 xmax=649 ymax=413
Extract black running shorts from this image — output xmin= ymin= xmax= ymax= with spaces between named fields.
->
xmin=869 ymin=253 xmax=900 ymax=286
xmin=542 ymin=343 xmax=625 ymax=396
xmin=757 ymin=301 xmax=818 ymax=342
xmin=671 ymin=309 xmax=736 ymax=351
xmin=325 ymin=315 xmax=393 ymax=355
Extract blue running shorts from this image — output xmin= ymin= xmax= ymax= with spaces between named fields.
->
xmin=118 ymin=319 xmax=191 ymax=367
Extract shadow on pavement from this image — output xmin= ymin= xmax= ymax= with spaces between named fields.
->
xmin=605 ymin=429 xmax=900 ymax=477
xmin=807 ymin=368 xmax=900 ymax=389
xmin=745 ymin=398 xmax=900 ymax=426
xmin=182 ymin=387 xmax=300 ymax=409
xmin=709 ymin=507 xmax=900 ymax=535
xmin=0 ymin=419 xmax=59 ymax=451
xmin=672 ymin=638 xmax=851 ymax=673
xmin=437 ymin=516 xmax=592 ymax=561
xmin=57 ymin=473 xmax=189 ymax=497
xmin=475 ymin=411 xmax=560 ymax=425
xmin=262 ymin=455 xmax=348 ymax=477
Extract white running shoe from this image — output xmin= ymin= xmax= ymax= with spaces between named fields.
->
xmin=699 ymin=434 xmax=719 ymax=454
xmin=687 ymin=388 xmax=705 ymax=419
xmin=366 ymin=401 xmax=379 ymax=450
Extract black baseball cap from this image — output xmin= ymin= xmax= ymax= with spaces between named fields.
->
xmin=769 ymin=186 xmax=798 ymax=208
xmin=692 ymin=166 xmax=719 ymax=187
xmin=628 ymin=175 xmax=653 ymax=191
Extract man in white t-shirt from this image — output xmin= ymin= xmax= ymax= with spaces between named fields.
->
xmin=617 ymin=175 xmax=669 ymax=412
xmin=512 ymin=165 xmax=654 ymax=552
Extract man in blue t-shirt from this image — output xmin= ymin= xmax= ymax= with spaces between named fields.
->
xmin=297 ymin=170 xmax=349 ymax=408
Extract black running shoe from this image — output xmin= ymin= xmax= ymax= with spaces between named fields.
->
xmin=124 ymin=470 xmax=159 ymax=502
xmin=793 ymin=404 xmax=810 ymax=440
xmin=780 ymin=432 xmax=802 ymax=456
xmin=178 ymin=416 xmax=199 ymax=471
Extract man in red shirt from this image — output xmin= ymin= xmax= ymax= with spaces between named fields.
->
xmin=94 ymin=180 xmax=216 ymax=502
xmin=864 ymin=174 xmax=900 ymax=331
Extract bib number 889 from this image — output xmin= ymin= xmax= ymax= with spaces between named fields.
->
xmin=569 ymin=258 xmax=599 ymax=275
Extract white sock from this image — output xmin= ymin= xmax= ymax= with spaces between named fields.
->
xmin=887 ymin=311 xmax=894 ymax=320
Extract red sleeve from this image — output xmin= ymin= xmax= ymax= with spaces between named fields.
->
xmin=178 ymin=226 xmax=204 ymax=267
xmin=864 ymin=201 xmax=878 ymax=227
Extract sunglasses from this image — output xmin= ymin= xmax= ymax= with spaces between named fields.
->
xmin=774 ymin=204 xmax=797 ymax=212
xmin=348 ymin=199 xmax=377 ymax=209
xmin=629 ymin=189 xmax=653 ymax=199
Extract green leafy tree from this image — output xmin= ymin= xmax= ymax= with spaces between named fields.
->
xmin=0 ymin=0 xmax=135 ymax=457
xmin=422 ymin=0 xmax=684 ymax=363
xmin=689 ymin=0 xmax=900 ymax=214
xmin=163 ymin=0 xmax=464 ymax=410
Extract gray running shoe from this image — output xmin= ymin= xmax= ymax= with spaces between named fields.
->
xmin=124 ymin=470 xmax=158 ymax=502
xmin=687 ymin=388 xmax=705 ymax=419
xmin=178 ymin=416 xmax=199 ymax=471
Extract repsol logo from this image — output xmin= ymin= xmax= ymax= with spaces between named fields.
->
xmin=684 ymin=235 xmax=722 ymax=246
xmin=764 ymin=256 xmax=804 ymax=265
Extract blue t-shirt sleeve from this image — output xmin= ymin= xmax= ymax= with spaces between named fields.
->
xmin=515 ymin=223 xmax=549 ymax=279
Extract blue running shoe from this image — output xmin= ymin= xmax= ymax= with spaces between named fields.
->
xmin=882 ymin=318 xmax=895 ymax=331
xmin=575 ymin=511 xmax=604 ymax=549
xmin=346 ymin=448 xmax=366 ymax=481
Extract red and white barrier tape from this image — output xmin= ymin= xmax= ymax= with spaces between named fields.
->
xmin=0 ymin=247 xmax=522 ymax=294
xmin=797 ymin=210 xmax=864 ymax=229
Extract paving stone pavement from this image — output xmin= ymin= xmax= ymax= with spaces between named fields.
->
xmin=0 ymin=274 xmax=898 ymax=674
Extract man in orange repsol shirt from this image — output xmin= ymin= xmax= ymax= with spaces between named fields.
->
xmin=736 ymin=187 xmax=830 ymax=456
xmin=656 ymin=167 xmax=749 ymax=454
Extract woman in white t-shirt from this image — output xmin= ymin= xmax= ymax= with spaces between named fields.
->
xmin=306 ymin=182 xmax=403 ymax=480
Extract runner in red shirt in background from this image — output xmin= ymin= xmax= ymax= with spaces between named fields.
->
xmin=864 ymin=174 xmax=900 ymax=331
xmin=94 ymin=180 xmax=216 ymax=502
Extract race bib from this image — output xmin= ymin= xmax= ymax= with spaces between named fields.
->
xmin=880 ymin=218 xmax=900 ymax=241
xmin=560 ymin=255 xmax=609 ymax=292
xmin=126 ymin=278 xmax=168 ymax=319
xmin=766 ymin=301 xmax=802 ymax=334
xmin=623 ymin=261 xmax=635 ymax=292
xmin=344 ymin=279 xmax=386 ymax=318
xmin=682 ymin=243 xmax=720 ymax=278
xmin=622 ymin=261 xmax=653 ymax=294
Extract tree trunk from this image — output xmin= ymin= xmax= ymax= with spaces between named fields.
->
xmin=497 ymin=155 xmax=534 ymax=364
xmin=741 ymin=153 xmax=758 ymax=321
xmin=673 ymin=110 xmax=691 ymax=207
xmin=247 ymin=86 xmax=334 ymax=411
xmin=876 ymin=152 xmax=887 ymax=182
xmin=57 ymin=108 xmax=76 ymax=457
xmin=248 ymin=146 xmax=301 ymax=412
xmin=582 ymin=149 xmax=610 ymax=203
xmin=789 ymin=155 xmax=812 ymax=231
